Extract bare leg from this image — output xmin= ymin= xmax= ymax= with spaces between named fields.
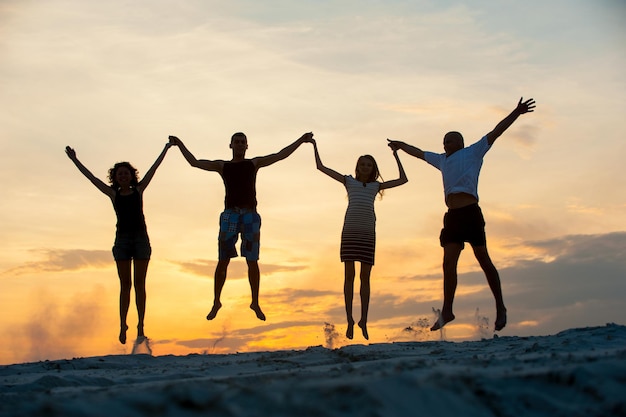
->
xmin=431 ymin=243 xmax=462 ymax=331
xmin=207 ymin=259 xmax=229 ymax=320
xmin=344 ymin=262 xmax=355 ymax=339
xmin=133 ymin=259 xmax=149 ymax=339
xmin=473 ymin=245 xmax=507 ymax=331
xmin=358 ymin=263 xmax=372 ymax=340
xmin=247 ymin=260 xmax=266 ymax=321
xmin=116 ymin=260 xmax=132 ymax=344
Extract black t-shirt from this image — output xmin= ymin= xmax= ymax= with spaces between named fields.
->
xmin=222 ymin=160 xmax=257 ymax=209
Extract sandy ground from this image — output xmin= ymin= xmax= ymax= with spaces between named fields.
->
xmin=1 ymin=324 xmax=625 ymax=417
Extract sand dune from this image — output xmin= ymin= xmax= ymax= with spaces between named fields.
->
xmin=1 ymin=324 xmax=625 ymax=417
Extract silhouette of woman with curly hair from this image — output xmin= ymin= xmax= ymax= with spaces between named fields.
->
xmin=65 ymin=142 xmax=172 ymax=344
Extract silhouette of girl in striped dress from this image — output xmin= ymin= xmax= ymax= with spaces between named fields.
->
xmin=313 ymin=140 xmax=407 ymax=340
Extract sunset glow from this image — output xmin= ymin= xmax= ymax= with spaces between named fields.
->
xmin=1 ymin=0 xmax=625 ymax=365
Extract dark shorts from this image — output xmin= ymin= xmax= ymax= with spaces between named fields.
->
xmin=112 ymin=233 xmax=151 ymax=261
xmin=218 ymin=209 xmax=261 ymax=261
xmin=439 ymin=203 xmax=486 ymax=248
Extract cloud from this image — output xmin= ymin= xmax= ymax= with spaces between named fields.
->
xmin=171 ymin=258 xmax=308 ymax=279
xmin=522 ymin=231 xmax=626 ymax=265
xmin=435 ymin=232 xmax=626 ymax=333
xmin=510 ymin=124 xmax=539 ymax=150
xmin=354 ymin=232 xmax=626 ymax=340
xmin=128 ymin=232 xmax=626 ymax=355
xmin=3 ymin=249 xmax=111 ymax=276
xmin=174 ymin=319 xmax=324 ymax=353
xmin=266 ymin=288 xmax=337 ymax=303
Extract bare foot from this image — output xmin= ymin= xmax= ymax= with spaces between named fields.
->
xmin=250 ymin=303 xmax=266 ymax=321
xmin=358 ymin=320 xmax=369 ymax=340
xmin=495 ymin=308 xmax=507 ymax=331
xmin=119 ymin=324 xmax=129 ymax=344
xmin=430 ymin=311 xmax=455 ymax=331
xmin=206 ymin=302 xmax=222 ymax=320
xmin=346 ymin=319 xmax=355 ymax=340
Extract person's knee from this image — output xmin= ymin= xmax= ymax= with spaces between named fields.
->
xmin=133 ymin=279 xmax=146 ymax=291
xmin=442 ymin=255 xmax=460 ymax=271
xmin=473 ymin=246 xmax=493 ymax=264
xmin=117 ymin=274 xmax=132 ymax=289
xmin=482 ymin=261 xmax=498 ymax=276
xmin=214 ymin=260 xmax=230 ymax=277
xmin=359 ymin=267 xmax=371 ymax=279
xmin=443 ymin=243 xmax=463 ymax=256
xmin=442 ymin=257 xmax=456 ymax=268
xmin=119 ymin=282 xmax=132 ymax=294
xmin=246 ymin=260 xmax=260 ymax=273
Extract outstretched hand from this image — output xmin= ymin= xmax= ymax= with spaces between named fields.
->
xmin=387 ymin=139 xmax=401 ymax=152
xmin=65 ymin=146 xmax=76 ymax=160
xmin=168 ymin=135 xmax=181 ymax=146
xmin=516 ymin=97 xmax=536 ymax=114
xmin=300 ymin=132 xmax=314 ymax=143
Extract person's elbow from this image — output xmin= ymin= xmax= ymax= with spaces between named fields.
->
xmin=485 ymin=131 xmax=499 ymax=145
xmin=414 ymin=151 xmax=426 ymax=160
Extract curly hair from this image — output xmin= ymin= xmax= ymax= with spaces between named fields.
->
xmin=108 ymin=162 xmax=140 ymax=189
xmin=354 ymin=155 xmax=384 ymax=198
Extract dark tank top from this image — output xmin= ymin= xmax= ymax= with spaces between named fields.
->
xmin=113 ymin=188 xmax=148 ymax=236
xmin=222 ymin=160 xmax=257 ymax=209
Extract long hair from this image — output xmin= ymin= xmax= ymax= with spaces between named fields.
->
xmin=354 ymin=154 xmax=384 ymax=198
xmin=108 ymin=162 xmax=140 ymax=189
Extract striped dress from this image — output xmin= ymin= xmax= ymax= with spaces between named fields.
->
xmin=340 ymin=175 xmax=380 ymax=265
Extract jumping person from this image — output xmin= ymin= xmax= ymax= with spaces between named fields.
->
xmin=388 ymin=97 xmax=536 ymax=332
xmin=65 ymin=142 xmax=173 ymax=344
xmin=169 ymin=132 xmax=314 ymax=321
xmin=313 ymin=140 xmax=408 ymax=340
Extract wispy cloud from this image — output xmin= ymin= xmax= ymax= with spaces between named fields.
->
xmin=3 ymin=249 xmax=111 ymax=276
xmin=266 ymin=288 xmax=337 ymax=303
xmin=524 ymin=231 xmax=626 ymax=264
xmin=170 ymin=258 xmax=308 ymax=279
xmin=174 ymin=319 xmax=324 ymax=353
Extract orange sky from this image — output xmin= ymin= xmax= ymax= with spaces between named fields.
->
xmin=1 ymin=0 xmax=625 ymax=365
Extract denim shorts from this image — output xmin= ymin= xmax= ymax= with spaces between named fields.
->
xmin=218 ymin=209 xmax=261 ymax=261
xmin=112 ymin=233 xmax=152 ymax=261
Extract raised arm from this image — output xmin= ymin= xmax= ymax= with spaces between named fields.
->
xmin=65 ymin=146 xmax=115 ymax=199
xmin=386 ymin=139 xmax=426 ymax=160
xmin=313 ymin=141 xmax=345 ymax=184
xmin=379 ymin=145 xmax=408 ymax=190
xmin=168 ymin=135 xmax=224 ymax=172
xmin=486 ymin=97 xmax=536 ymax=145
xmin=136 ymin=142 xmax=173 ymax=192
xmin=254 ymin=132 xmax=314 ymax=169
